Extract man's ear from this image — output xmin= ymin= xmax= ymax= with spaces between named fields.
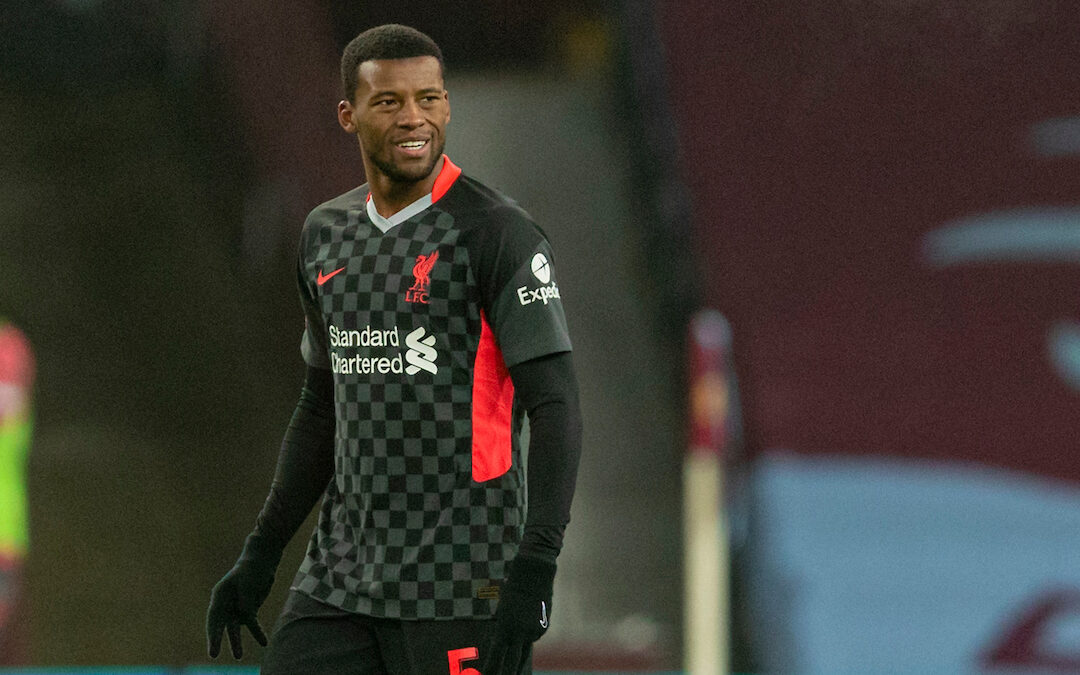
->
xmin=338 ymin=100 xmax=356 ymax=134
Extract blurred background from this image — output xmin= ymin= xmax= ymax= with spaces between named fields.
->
xmin=1 ymin=0 xmax=1080 ymax=673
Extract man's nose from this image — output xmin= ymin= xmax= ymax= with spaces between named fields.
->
xmin=396 ymin=100 xmax=424 ymax=127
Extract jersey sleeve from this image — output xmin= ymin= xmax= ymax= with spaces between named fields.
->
xmin=481 ymin=208 xmax=573 ymax=368
xmin=297 ymin=223 xmax=332 ymax=370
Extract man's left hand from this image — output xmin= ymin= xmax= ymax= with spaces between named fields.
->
xmin=481 ymin=557 xmax=555 ymax=674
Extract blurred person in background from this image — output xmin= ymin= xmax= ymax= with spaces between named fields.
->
xmin=0 ymin=318 xmax=34 ymax=665
xmin=206 ymin=24 xmax=582 ymax=675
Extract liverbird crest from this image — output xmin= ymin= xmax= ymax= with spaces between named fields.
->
xmin=406 ymin=250 xmax=439 ymax=304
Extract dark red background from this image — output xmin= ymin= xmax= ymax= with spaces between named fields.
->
xmin=659 ymin=2 xmax=1080 ymax=482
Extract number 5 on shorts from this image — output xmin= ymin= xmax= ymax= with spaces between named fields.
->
xmin=448 ymin=646 xmax=481 ymax=675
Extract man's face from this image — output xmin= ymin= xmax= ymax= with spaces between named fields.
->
xmin=341 ymin=56 xmax=450 ymax=184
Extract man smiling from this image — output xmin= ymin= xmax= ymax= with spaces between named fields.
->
xmin=206 ymin=24 xmax=582 ymax=675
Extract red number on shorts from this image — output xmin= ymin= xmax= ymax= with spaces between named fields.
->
xmin=448 ymin=646 xmax=481 ymax=675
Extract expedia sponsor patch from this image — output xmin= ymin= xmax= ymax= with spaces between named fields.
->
xmin=517 ymin=282 xmax=561 ymax=306
xmin=517 ymin=251 xmax=561 ymax=306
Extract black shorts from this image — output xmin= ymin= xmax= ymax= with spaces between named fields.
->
xmin=261 ymin=589 xmax=532 ymax=675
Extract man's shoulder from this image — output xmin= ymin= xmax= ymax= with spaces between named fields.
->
xmin=445 ymin=174 xmax=538 ymax=233
xmin=304 ymin=184 xmax=370 ymax=228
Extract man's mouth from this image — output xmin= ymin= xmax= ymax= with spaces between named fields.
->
xmin=396 ymin=139 xmax=429 ymax=154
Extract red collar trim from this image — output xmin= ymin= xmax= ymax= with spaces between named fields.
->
xmin=431 ymin=154 xmax=462 ymax=204
xmin=364 ymin=154 xmax=461 ymax=205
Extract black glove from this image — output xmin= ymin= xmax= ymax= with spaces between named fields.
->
xmin=206 ymin=535 xmax=280 ymax=659
xmin=481 ymin=556 xmax=556 ymax=675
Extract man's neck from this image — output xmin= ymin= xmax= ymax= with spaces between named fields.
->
xmin=366 ymin=155 xmax=445 ymax=218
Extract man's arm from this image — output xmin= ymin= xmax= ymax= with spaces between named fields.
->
xmin=246 ymin=365 xmax=336 ymax=556
xmin=510 ymin=351 xmax=582 ymax=563
xmin=483 ymin=350 xmax=582 ymax=674
xmin=206 ymin=365 xmax=335 ymax=660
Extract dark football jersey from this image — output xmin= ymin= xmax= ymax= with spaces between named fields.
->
xmin=290 ymin=156 xmax=572 ymax=620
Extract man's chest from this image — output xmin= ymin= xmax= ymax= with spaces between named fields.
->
xmin=304 ymin=216 xmax=477 ymax=330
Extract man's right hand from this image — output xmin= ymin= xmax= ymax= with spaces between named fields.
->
xmin=205 ymin=367 xmax=335 ymax=659
xmin=206 ymin=561 xmax=275 ymax=659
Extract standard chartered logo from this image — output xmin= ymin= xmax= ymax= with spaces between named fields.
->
xmin=404 ymin=326 xmax=438 ymax=375
xmin=328 ymin=323 xmax=438 ymax=376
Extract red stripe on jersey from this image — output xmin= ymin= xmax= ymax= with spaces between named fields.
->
xmin=432 ymin=155 xmax=462 ymax=204
xmin=472 ymin=314 xmax=514 ymax=482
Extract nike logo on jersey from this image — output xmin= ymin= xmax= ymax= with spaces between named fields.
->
xmin=540 ymin=601 xmax=549 ymax=629
xmin=317 ymin=266 xmax=346 ymax=285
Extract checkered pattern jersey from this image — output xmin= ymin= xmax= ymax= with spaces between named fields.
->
xmin=291 ymin=163 xmax=572 ymax=620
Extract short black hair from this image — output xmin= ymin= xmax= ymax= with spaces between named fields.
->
xmin=340 ymin=24 xmax=445 ymax=102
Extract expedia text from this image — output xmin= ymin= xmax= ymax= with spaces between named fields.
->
xmin=517 ymin=282 xmax=561 ymax=306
